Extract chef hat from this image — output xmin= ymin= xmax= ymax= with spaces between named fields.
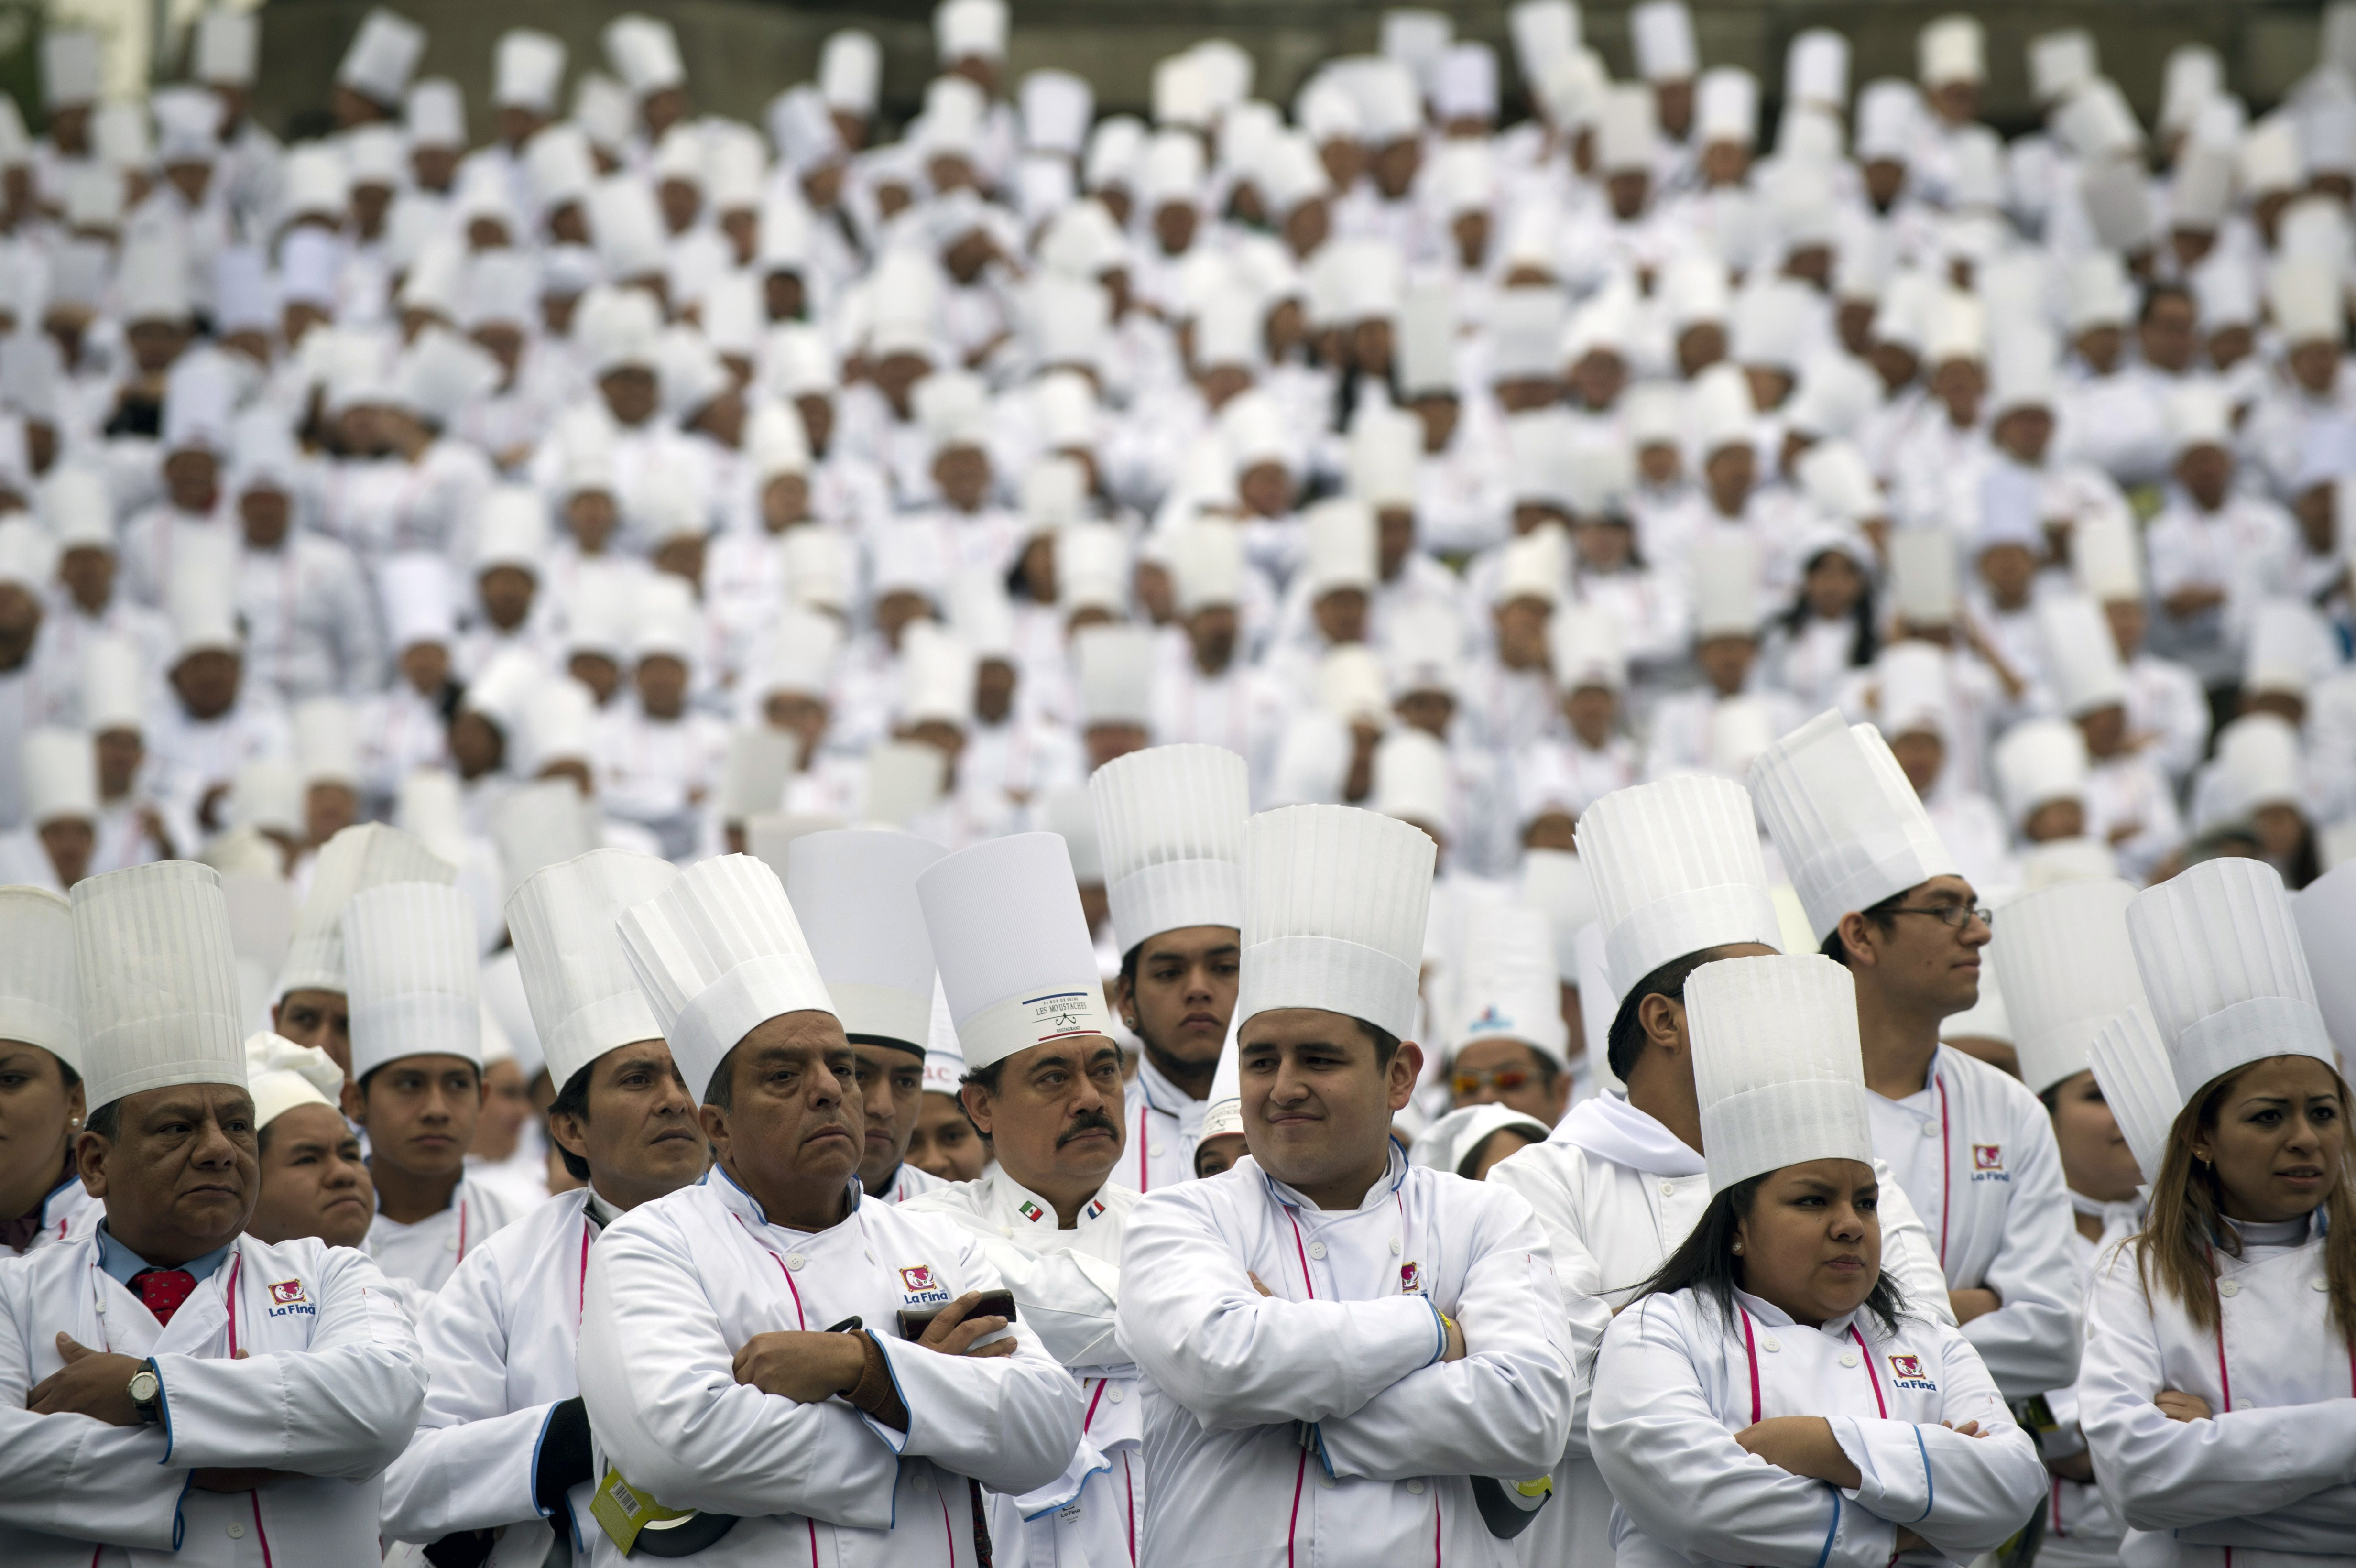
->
xmin=82 ymin=635 xmax=144 ymax=737
xmin=918 ymin=974 xmax=969 ymax=1096
xmin=406 ymin=78 xmax=465 ymax=149
xmin=379 ymin=552 xmax=456 ymax=652
xmin=1917 ymin=14 xmax=1985 ymax=87
xmin=916 ymin=833 xmax=1109 ymax=1072
xmin=1630 ymin=0 xmax=1697 ymax=81
xmin=279 ymin=823 xmax=457 ymax=997
xmin=602 ymin=14 xmax=685 ymax=96
xmin=1451 ymin=901 xmax=1568 ymax=1067
xmin=2295 ymin=860 xmax=2356 ymax=1065
xmin=715 ymin=726 xmax=794 ymax=824
xmin=781 ymin=830 xmax=946 ymax=1056
xmin=2203 ymin=714 xmax=2305 ymax=828
xmin=2086 ymin=1007 xmax=2181 ymax=1186
xmin=504 ymin=849 xmax=680 ymax=1093
xmin=2033 ymin=594 xmax=2128 ymax=719
xmin=1697 ymin=69 xmax=1757 ymax=145
xmin=1990 ymin=877 xmax=2145 ymax=1095
xmin=2242 ymin=114 xmax=2304 ymax=194
xmin=1994 ymin=719 xmax=2088 ymax=832
xmin=1076 ymin=625 xmax=1156 ymax=729
xmin=2270 ymin=257 xmax=2344 ymax=346
xmin=1041 ymin=786 xmax=1104 ymax=889
xmin=1690 ymin=532 xmax=1763 ymax=641
xmin=345 ymin=882 xmax=481 ymax=1082
xmin=245 ymin=1032 xmax=343 ymax=1131
xmin=0 ymin=886 xmax=80 ymax=1073
xmin=1751 ymin=710 xmax=1961 ymax=942
xmin=194 ymin=10 xmax=259 ymax=87
xmin=1688 ymin=362 xmax=1754 ymax=454
xmin=1413 ymin=1102 xmax=1553 ymax=1176
xmin=41 ymin=28 xmax=101 ymax=107
xmin=1089 ymin=743 xmax=1247 ymax=958
xmin=2081 ymin=162 xmax=2157 ymax=255
xmin=1369 ymin=727 xmax=1451 ymax=842
xmin=1596 ymin=83 xmax=1659 ymax=174
xmin=617 ymin=855 xmax=836 ymax=1105
xmin=1550 ymin=603 xmax=1625 ymax=695
xmin=1576 ymin=774 xmax=1782 ymax=992
xmin=1237 ymin=804 xmax=1433 ymax=1042
xmin=1169 ymin=523 xmax=1246 ymax=614
xmin=1795 ymin=441 xmax=1886 ymax=526
xmin=2027 ymin=29 xmax=2096 ymax=105
xmin=2070 ymin=512 xmax=2145 ymax=605
xmin=820 ymin=31 xmax=881 ymax=114
xmin=936 ymin=0 xmax=1008 ymax=62
xmin=294 ymin=697 xmax=360 ymax=792
xmin=1297 ymin=497 xmax=1374 ymax=599
xmin=2129 ymin=857 xmax=2334 ymax=1101
xmin=1855 ymin=79 xmax=1921 ymax=162
xmin=1689 ymin=954 xmax=1871 ymax=1193
xmin=1020 ymin=68 xmax=1094 ymax=159
xmin=1519 ymin=850 xmax=1596 ymax=987
xmin=337 ymin=8 xmax=425 ymax=106
xmin=489 ymin=29 xmax=566 ymax=114
xmin=1875 ymin=638 xmax=1952 ymax=743
xmin=1509 ymin=0 xmax=1579 ymax=80
xmin=1785 ymin=29 xmax=1848 ymax=107
xmin=74 ymin=862 xmax=247 ymax=1112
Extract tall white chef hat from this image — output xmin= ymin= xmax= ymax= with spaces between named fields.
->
xmin=1688 ymin=954 xmax=1872 ymax=1193
xmin=244 ymin=1032 xmax=341 ymax=1133
xmin=1520 ymin=849 xmax=1597 ymax=988
xmin=1631 ymin=0 xmax=1697 ymax=81
xmin=195 ymin=10 xmax=260 ymax=87
xmin=618 ymin=855 xmax=837 ymax=1106
xmin=1750 ymin=710 xmax=1961 ymax=942
xmin=23 ymin=728 xmax=97 ymax=828
xmin=0 ymin=886 xmax=80 ymax=1075
xmin=74 ymin=862 xmax=247 ymax=1113
xmin=1690 ymin=532 xmax=1763 ymax=641
xmin=279 ymin=824 xmax=458 ymax=1000
xmin=921 ymin=975 xmax=967 ymax=1096
xmin=1993 ymin=719 xmax=2088 ymax=833
xmin=821 ymin=31 xmax=882 ymax=115
xmin=1076 ymin=624 xmax=1156 ymax=730
xmin=2087 ymin=1007 xmax=2181 ymax=1186
xmin=785 ymin=830 xmax=948 ymax=1055
xmin=345 ymin=882 xmax=482 ymax=1081
xmin=1451 ymin=901 xmax=1569 ymax=1067
xmin=1991 ymin=878 xmax=2149 ymax=1095
xmin=337 ymin=8 xmax=426 ymax=107
xmin=936 ymin=0 xmax=1009 ymax=62
xmin=1412 ymin=1103 xmax=1554 ymax=1176
xmin=1091 ymin=743 xmax=1247 ymax=958
xmin=1576 ymin=775 xmax=1782 ymax=996
xmin=1237 ymin=804 xmax=1434 ymax=1042
xmin=507 ymin=849 xmax=681 ymax=1093
xmin=495 ymin=30 xmax=567 ymax=114
xmin=2072 ymin=512 xmax=2145 ymax=602
xmin=2294 ymin=860 xmax=2356 ymax=1066
xmin=2128 ymin=857 xmax=2335 ymax=1102
xmin=1198 ymin=1017 xmax=1243 ymax=1143
xmin=603 ymin=14 xmax=686 ymax=96
xmin=2039 ymin=595 xmax=2129 ymax=717
xmin=917 ymin=833 xmax=1111 ymax=1071
xmin=1917 ymin=14 xmax=1985 ymax=87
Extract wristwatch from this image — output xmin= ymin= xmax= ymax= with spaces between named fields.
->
xmin=127 ymin=1365 xmax=161 ymax=1425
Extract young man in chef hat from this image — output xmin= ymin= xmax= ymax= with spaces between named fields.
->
xmin=0 ymin=861 xmax=424 ymax=1565
xmin=1117 ymin=802 xmax=1573 ymax=1566
xmin=380 ymin=848 xmax=708 ymax=1567
xmin=905 ymin=830 xmax=1146 ymax=1563
xmin=0 ymin=885 xmax=94 ymax=1257
xmin=344 ymin=880 xmax=522 ymax=1294
xmin=274 ymin=822 xmax=457 ymax=1071
xmin=1090 ymin=742 xmax=1246 ymax=1192
xmin=580 ymin=853 xmax=1079 ymax=1565
xmin=243 ymin=1032 xmax=375 ymax=1250
xmin=1488 ymin=774 xmax=1952 ymax=1568
xmin=1751 ymin=710 xmax=2081 ymax=1401
xmin=785 ymin=828 xmax=950 ymax=1204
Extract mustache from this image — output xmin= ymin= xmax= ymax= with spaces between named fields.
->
xmin=1057 ymin=1110 xmax=1121 ymax=1147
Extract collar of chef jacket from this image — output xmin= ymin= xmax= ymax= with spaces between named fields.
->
xmin=1260 ymin=1139 xmax=1410 ymax=1219
xmin=980 ymin=1167 xmax=1124 ymax=1246
xmin=1134 ymin=1052 xmax=1207 ymax=1131
xmin=709 ymin=1161 xmax=863 ymax=1235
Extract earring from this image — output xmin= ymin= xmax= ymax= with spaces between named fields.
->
xmin=1732 ymin=1241 xmax=1744 ymax=1255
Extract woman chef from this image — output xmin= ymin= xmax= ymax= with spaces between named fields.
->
xmin=1589 ymin=953 xmax=2046 ymax=1568
xmin=2080 ymin=857 xmax=2356 ymax=1568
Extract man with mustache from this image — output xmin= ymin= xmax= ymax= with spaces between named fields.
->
xmin=1091 ymin=743 xmax=1249 ymax=1192
xmin=908 ymin=831 xmax=1145 ymax=1565
xmin=380 ymin=850 xmax=709 ymax=1567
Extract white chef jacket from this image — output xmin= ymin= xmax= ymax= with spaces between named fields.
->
xmin=1489 ymin=1093 xmax=1959 ymax=1568
xmin=906 ymin=1171 xmax=1144 ymax=1567
xmin=2081 ymin=1216 xmax=2356 ymax=1568
xmin=574 ymin=1166 xmax=1081 ymax=1568
xmin=379 ymin=1187 xmax=610 ymax=1561
xmin=0 ymin=1168 xmax=99 ymax=1259
xmin=1590 ymin=1285 xmax=2047 ymax=1568
xmin=1118 ymin=1145 xmax=1574 ymax=1568
xmin=1105 ymin=1053 xmax=1209 ymax=1196
xmin=1866 ymin=1046 xmax=2083 ymax=1396
xmin=874 ymin=1163 xmax=950 ymax=1206
xmin=362 ymin=1174 xmax=524 ymax=1296
xmin=2036 ymin=1201 xmax=2144 ymax=1568
xmin=0 ymin=1227 xmax=425 ymax=1566
xmin=234 ymin=532 xmax=385 ymax=702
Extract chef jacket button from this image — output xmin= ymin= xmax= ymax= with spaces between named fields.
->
xmin=1840 ymin=1351 xmax=1859 ymax=1368
xmin=445 ymin=1234 xmax=460 ymax=1251
xmin=1920 ymin=1122 xmax=1939 ymax=1138
xmin=1407 ymin=1480 xmax=1426 ymax=1495
xmin=1108 ymin=1386 xmax=1124 ymax=1403
xmin=2218 ymin=1279 xmax=2239 ymax=1297
xmin=1317 ymin=1471 xmax=1335 ymax=1490
xmin=1760 ymin=1337 xmax=1780 ymax=1353
xmin=1660 ymin=1182 xmax=1676 ymax=1197
xmin=914 ymin=1469 xmax=931 ymax=1491
xmin=785 ymin=1253 xmax=806 ymax=1271
xmin=94 ymin=1298 xmax=104 ymax=1314
xmin=227 ymin=1523 xmax=245 ymax=1540
xmin=1307 ymin=1241 xmax=1327 ymax=1261
xmin=1389 ymin=1239 xmax=1401 ymax=1255
xmin=1000 ymin=1227 xmax=1014 ymax=1239
xmin=2316 ymin=1277 xmax=2332 ymax=1292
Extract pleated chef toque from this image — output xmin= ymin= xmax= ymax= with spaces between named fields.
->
xmin=74 ymin=862 xmax=247 ymax=1112
xmin=1449 ymin=902 xmax=1568 ymax=1068
xmin=246 ymin=1031 xmax=345 ymax=1131
xmin=922 ymin=975 xmax=966 ymax=1096
xmin=1687 ymin=954 xmax=1873 ymax=1193
xmin=1990 ymin=878 xmax=2149 ymax=1095
xmin=1091 ymin=743 xmax=1248 ymax=957
xmin=1750 ymin=709 xmax=1960 ymax=942
xmin=2294 ymin=859 xmax=2356 ymax=1062
xmin=1576 ymin=776 xmax=1783 ymax=997
xmin=280 ymin=823 xmax=457 ymax=997
xmin=917 ymin=833 xmax=1111 ymax=1070
xmin=0 ymin=886 xmax=81 ymax=1075
xmin=2127 ymin=857 xmax=2335 ymax=1101
xmin=1520 ymin=849 xmax=1597 ymax=987
xmin=617 ymin=855 xmax=837 ymax=1105
xmin=1199 ymin=1019 xmax=1242 ymax=1143
xmin=2087 ymin=1008 xmax=2182 ymax=1186
xmin=786 ymin=830 xmax=948 ymax=1055
xmin=345 ymin=882 xmax=483 ymax=1081
xmin=508 ymin=849 xmax=682 ymax=1094
xmin=1411 ymin=1103 xmax=1554 ymax=1176
xmin=1236 ymin=805 xmax=1434 ymax=1042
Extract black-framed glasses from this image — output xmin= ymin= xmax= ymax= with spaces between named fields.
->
xmin=1888 ymin=904 xmax=1995 ymax=931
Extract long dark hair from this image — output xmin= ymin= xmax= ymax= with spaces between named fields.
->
xmin=1780 ymin=547 xmax=1879 ymax=668
xmin=1629 ymin=1173 xmax=1909 ymax=1337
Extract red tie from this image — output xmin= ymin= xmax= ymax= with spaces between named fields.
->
xmin=132 ymin=1268 xmax=197 ymax=1325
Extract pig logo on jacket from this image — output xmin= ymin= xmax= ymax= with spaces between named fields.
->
xmin=899 ymin=1264 xmax=951 ymax=1305
xmin=1888 ymin=1353 xmax=1936 ymax=1391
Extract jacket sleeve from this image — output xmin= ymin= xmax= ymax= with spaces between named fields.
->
xmin=1116 ymin=1187 xmax=1453 ymax=1430
xmin=573 ymin=1212 xmax=905 ymax=1527
xmin=1588 ymin=1297 xmax=1900 ymax=1568
xmin=1485 ymin=1145 xmax=1616 ymax=1461
xmin=1960 ymin=1103 xmax=2082 ymax=1395
xmin=379 ymin=1248 xmax=551 ymax=1541
xmin=153 ymin=1246 xmax=425 ymax=1480
xmin=1310 ymin=1192 xmax=1574 ymax=1483
xmin=0 ymin=1266 xmax=185 ymax=1549
xmin=1870 ymin=1161 xmax=1956 ymax=1328
xmin=2080 ymin=1244 xmax=2356 ymax=1532
xmin=1827 ymin=1326 xmax=2046 ymax=1559
xmin=916 ymin=1204 xmax=1125 ymax=1371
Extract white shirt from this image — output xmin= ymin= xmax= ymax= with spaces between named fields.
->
xmin=0 ymin=1227 xmax=424 ymax=1566
xmin=0 ymin=1169 xmax=98 ymax=1259
xmin=1118 ymin=1146 xmax=1573 ymax=1567
xmin=362 ymin=1174 xmax=524 ymax=1296
xmin=1105 ymin=1053 xmax=1209 ymax=1196
xmin=873 ymin=1163 xmax=949 ymax=1206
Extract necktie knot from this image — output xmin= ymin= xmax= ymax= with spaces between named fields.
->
xmin=132 ymin=1267 xmax=197 ymax=1325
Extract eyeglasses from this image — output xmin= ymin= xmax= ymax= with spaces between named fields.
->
xmin=1887 ymin=904 xmax=1995 ymax=932
xmin=1453 ymin=1068 xmax=1538 ymax=1099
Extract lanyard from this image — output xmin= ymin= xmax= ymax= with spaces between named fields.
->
xmin=1932 ymin=1070 xmax=1952 ymax=1271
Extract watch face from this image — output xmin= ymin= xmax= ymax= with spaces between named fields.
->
xmin=129 ymin=1369 xmax=158 ymax=1402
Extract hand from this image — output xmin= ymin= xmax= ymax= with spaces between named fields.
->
xmin=731 ymin=1331 xmax=867 ymax=1404
xmin=191 ymin=1468 xmax=293 ymax=1492
xmin=1948 ymin=1288 xmax=2002 ymax=1325
xmin=2155 ymin=1389 xmax=2212 ymax=1423
xmin=1440 ymin=1309 xmax=1466 ymax=1363
xmin=2107 ymin=820 xmax=2145 ymax=847
xmin=2162 ymin=587 xmax=2224 ymax=621
xmin=1735 ymin=1416 xmax=1862 ymax=1490
xmin=2046 ymin=1449 xmax=2096 ymax=1483
xmin=1247 ymin=1271 xmax=1274 ymax=1297
xmin=26 ymin=1336 xmax=148 ymax=1426
xmin=912 ymin=1291 xmax=1013 ymax=1359
xmin=197 ymin=783 xmax=231 ymax=833
xmin=1895 ymin=1528 xmax=1930 ymax=1553
xmin=1941 ymin=1420 xmax=1984 ymax=1438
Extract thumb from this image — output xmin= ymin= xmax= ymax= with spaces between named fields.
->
xmin=55 ymin=1333 xmax=90 ymax=1361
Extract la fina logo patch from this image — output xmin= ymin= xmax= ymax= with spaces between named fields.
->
xmin=268 ymin=1278 xmax=306 ymax=1306
xmin=1971 ymin=1144 xmax=2008 ymax=1182
xmin=1399 ymin=1262 xmax=1426 ymax=1295
xmin=899 ymin=1264 xmax=952 ymax=1306
xmin=1888 ymin=1353 xmax=1937 ymax=1392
